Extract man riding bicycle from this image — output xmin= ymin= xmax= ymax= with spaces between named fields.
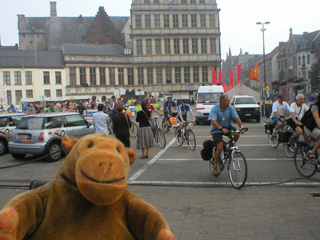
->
xmin=208 ymin=94 xmax=246 ymax=176
xmin=177 ymin=99 xmax=195 ymax=134
xmin=163 ymin=96 xmax=177 ymax=131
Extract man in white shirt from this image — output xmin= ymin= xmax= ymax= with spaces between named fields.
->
xmin=288 ymin=94 xmax=309 ymax=138
xmin=271 ymin=94 xmax=298 ymax=135
xmin=93 ymin=104 xmax=110 ymax=135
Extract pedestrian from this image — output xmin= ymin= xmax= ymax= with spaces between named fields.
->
xmin=113 ymin=105 xmax=131 ymax=147
xmin=77 ymin=102 xmax=88 ymax=117
xmin=46 ymin=103 xmax=56 ymax=112
xmin=93 ymin=104 xmax=110 ymax=135
xmin=7 ymin=103 xmax=17 ymax=113
xmin=136 ymin=102 xmax=153 ymax=159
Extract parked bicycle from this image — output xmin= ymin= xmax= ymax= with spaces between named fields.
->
xmin=130 ymin=119 xmax=138 ymax=138
xmin=152 ymin=116 xmax=166 ymax=149
xmin=209 ymin=128 xmax=249 ymax=189
xmin=174 ymin=121 xmax=196 ymax=151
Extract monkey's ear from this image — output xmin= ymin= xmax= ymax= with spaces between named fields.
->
xmin=62 ymin=136 xmax=79 ymax=154
xmin=126 ymin=148 xmax=136 ymax=165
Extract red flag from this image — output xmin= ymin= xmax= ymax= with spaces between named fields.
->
xmin=237 ymin=65 xmax=242 ymax=85
xmin=211 ymin=67 xmax=217 ymax=85
xmin=218 ymin=71 xmax=223 ymax=85
xmin=229 ymin=71 xmax=234 ymax=88
xmin=250 ymin=63 xmax=260 ymax=82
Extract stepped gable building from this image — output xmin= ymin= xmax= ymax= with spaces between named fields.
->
xmin=18 ymin=2 xmax=129 ymax=50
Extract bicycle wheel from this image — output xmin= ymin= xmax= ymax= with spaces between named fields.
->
xmin=131 ymin=122 xmax=138 ymax=138
xmin=175 ymin=129 xmax=184 ymax=146
xmin=162 ymin=119 xmax=169 ymax=133
xmin=283 ymin=136 xmax=296 ymax=158
xmin=294 ymin=144 xmax=316 ymax=178
xmin=268 ymin=133 xmax=279 ymax=148
xmin=187 ymin=129 xmax=196 ymax=151
xmin=156 ymin=128 xmax=166 ymax=149
xmin=228 ymin=150 xmax=247 ymax=189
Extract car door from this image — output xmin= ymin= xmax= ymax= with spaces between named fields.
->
xmin=65 ymin=114 xmax=93 ymax=138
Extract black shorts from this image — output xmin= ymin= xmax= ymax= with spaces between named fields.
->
xmin=286 ymin=118 xmax=304 ymax=132
xmin=211 ymin=125 xmax=236 ymax=145
xmin=164 ymin=112 xmax=170 ymax=119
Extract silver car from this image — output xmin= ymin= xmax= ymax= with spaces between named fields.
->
xmin=9 ymin=112 xmax=95 ymax=162
xmin=0 ymin=113 xmax=26 ymax=155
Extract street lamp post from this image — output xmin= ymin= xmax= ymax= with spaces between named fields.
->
xmin=256 ymin=21 xmax=270 ymax=99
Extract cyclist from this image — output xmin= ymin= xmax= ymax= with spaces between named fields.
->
xmin=177 ymin=99 xmax=195 ymax=134
xmin=288 ymin=94 xmax=309 ymax=139
xmin=208 ymin=94 xmax=246 ymax=176
xmin=270 ymin=94 xmax=297 ymax=137
xmin=163 ymin=96 xmax=177 ymax=131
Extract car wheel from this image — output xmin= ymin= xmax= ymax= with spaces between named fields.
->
xmin=256 ymin=116 xmax=260 ymax=122
xmin=46 ymin=142 xmax=62 ymax=162
xmin=0 ymin=139 xmax=7 ymax=156
xmin=11 ymin=153 xmax=26 ymax=159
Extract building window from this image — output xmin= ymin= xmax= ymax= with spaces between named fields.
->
xmin=6 ymin=90 xmax=12 ymax=104
xmin=174 ymin=39 xmax=180 ymax=54
xmin=80 ymin=67 xmax=86 ymax=86
xmin=155 ymin=39 xmax=162 ymax=55
xmin=192 ymin=38 xmax=198 ymax=54
xmin=175 ymin=67 xmax=181 ymax=83
xmin=200 ymin=0 xmax=205 ymax=3
xmin=109 ymin=68 xmax=115 ymax=85
xmin=165 ymin=38 xmax=171 ymax=54
xmin=146 ymin=39 xmax=152 ymax=55
xmin=173 ymin=14 xmax=179 ymax=28
xmin=210 ymin=38 xmax=217 ymax=54
xmin=24 ymin=71 xmax=32 ymax=85
xmin=209 ymin=14 xmax=215 ymax=27
xmin=181 ymin=0 xmax=187 ymax=3
xmin=15 ymin=90 xmax=22 ymax=105
xmin=182 ymin=14 xmax=188 ymax=28
xmin=201 ymin=38 xmax=207 ymax=54
xmin=154 ymin=14 xmax=160 ymax=28
xmin=144 ymin=0 xmax=150 ymax=3
xmin=200 ymin=14 xmax=206 ymax=27
xmin=147 ymin=67 xmax=153 ymax=84
xmin=135 ymin=15 xmax=142 ymax=28
xmin=191 ymin=0 xmax=196 ymax=3
xmin=307 ymin=54 xmax=310 ymax=64
xmin=166 ymin=68 xmax=172 ymax=84
xmin=138 ymin=68 xmax=144 ymax=85
xmin=43 ymin=71 xmax=50 ymax=84
xmin=26 ymin=90 xmax=33 ymax=98
xmin=136 ymin=39 xmax=143 ymax=55
xmin=56 ymin=89 xmax=62 ymax=97
xmin=55 ymin=71 xmax=61 ymax=84
xmin=156 ymin=68 xmax=163 ymax=84
xmin=183 ymin=38 xmax=189 ymax=54
xmin=202 ymin=66 xmax=208 ymax=82
xmin=90 ymin=67 xmax=96 ymax=85
xmin=118 ymin=68 xmax=124 ymax=85
xmin=128 ymin=68 xmax=134 ymax=85
xmin=184 ymin=67 xmax=190 ymax=83
xmin=44 ymin=90 xmax=51 ymax=98
xmin=3 ymin=71 xmax=11 ymax=85
xmin=145 ymin=15 xmax=151 ymax=28
xmin=99 ymin=68 xmax=106 ymax=85
xmin=14 ymin=71 xmax=21 ymax=85
xmin=69 ymin=67 xmax=76 ymax=86
xmin=164 ymin=14 xmax=170 ymax=28
xmin=154 ymin=0 xmax=159 ymax=3
xmin=298 ymin=56 xmax=301 ymax=66
xmin=302 ymin=55 xmax=306 ymax=67
xmin=193 ymin=66 xmax=199 ymax=83
xmin=191 ymin=14 xmax=197 ymax=28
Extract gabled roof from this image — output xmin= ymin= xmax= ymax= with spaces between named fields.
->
xmin=0 ymin=50 xmax=64 ymax=68
xmin=62 ymin=43 xmax=124 ymax=56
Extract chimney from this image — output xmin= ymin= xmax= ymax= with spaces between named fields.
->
xmin=50 ymin=2 xmax=57 ymax=17
xmin=79 ymin=15 xmax=83 ymax=25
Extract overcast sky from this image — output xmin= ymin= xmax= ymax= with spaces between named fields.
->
xmin=0 ymin=0 xmax=319 ymax=60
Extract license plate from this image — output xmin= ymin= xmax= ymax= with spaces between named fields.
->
xmin=19 ymin=134 xmax=30 ymax=139
xmin=245 ymin=114 xmax=251 ymax=116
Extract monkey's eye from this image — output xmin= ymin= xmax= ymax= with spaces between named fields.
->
xmin=116 ymin=147 xmax=120 ymax=153
xmin=88 ymin=142 xmax=93 ymax=148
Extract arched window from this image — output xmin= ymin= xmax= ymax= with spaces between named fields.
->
xmin=307 ymin=54 xmax=310 ymax=64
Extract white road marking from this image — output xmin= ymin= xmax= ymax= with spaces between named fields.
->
xmin=157 ymin=158 xmax=292 ymax=161
xmin=195 ymin=135 xmax=267 ymax=138
xmin=172 ymin=144 xmax=271 ymax=147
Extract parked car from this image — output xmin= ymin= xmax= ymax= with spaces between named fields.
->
xmin=0 ymin=113 xmax=26 ymax=155
xmin=230 ymin=95 xmax=261 ymax=122
xmin=9 ymin=112 xmax=95 ymax=162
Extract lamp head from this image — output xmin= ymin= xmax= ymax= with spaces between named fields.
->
xmin=256 ymin=22 xmax=262 ymax=25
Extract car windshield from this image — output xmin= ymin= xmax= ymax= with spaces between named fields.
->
xmin=235 ymin=97 xmax=257 ymax=104
xmin=197 ymin=93 xmax=220 ymax=104
xmin=17 ymin=117 xmax=44 ymax=130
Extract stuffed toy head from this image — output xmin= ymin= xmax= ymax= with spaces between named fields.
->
xmin=61 ymin=134 xmax=136 ymax=205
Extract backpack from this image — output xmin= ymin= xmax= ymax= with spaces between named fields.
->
xmin=200 ymin=140 xmax=214 ymax=161
xmin=301 ymin=104 xmax=317 ymax=131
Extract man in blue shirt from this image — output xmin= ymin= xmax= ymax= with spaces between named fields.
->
xmin=7 ymin=104 xmax=17 ymax=113
xmin=208 ymin=94 xmax=246 ymax=176
xmin=177 ymin=99 xmax=195 ymax=132
xmin=163 ymin=96 xmax=177 ymax=131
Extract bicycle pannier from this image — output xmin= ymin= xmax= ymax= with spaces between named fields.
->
xmin=278 ymin=130 xmax=291 ymax=143
xmin=201 ymin=140 xmax=214 ymax=161
xmin=264 ymin=121 xmax=274 ymax=134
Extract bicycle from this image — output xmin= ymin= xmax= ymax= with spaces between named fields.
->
xmin=209 ymin=128 xmax=248 ymax=189
xmin=174 ymin=121 xmax=196 ymax=151
xmin=162 ymin=112 xmax=178 ymax=133
xmin=151 ymin=116 xmax=166 ymax=149
xmin=130 ymin=119 xmax=138 ymax=138
xmin=294 ymin=138 xmax=320 ymax=178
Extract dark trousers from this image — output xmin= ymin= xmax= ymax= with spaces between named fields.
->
xmin=116 ymin=134 xmax=130 ymax=148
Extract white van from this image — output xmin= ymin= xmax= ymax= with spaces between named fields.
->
xmin=195 ymin=85 xmax=224 ymax=125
